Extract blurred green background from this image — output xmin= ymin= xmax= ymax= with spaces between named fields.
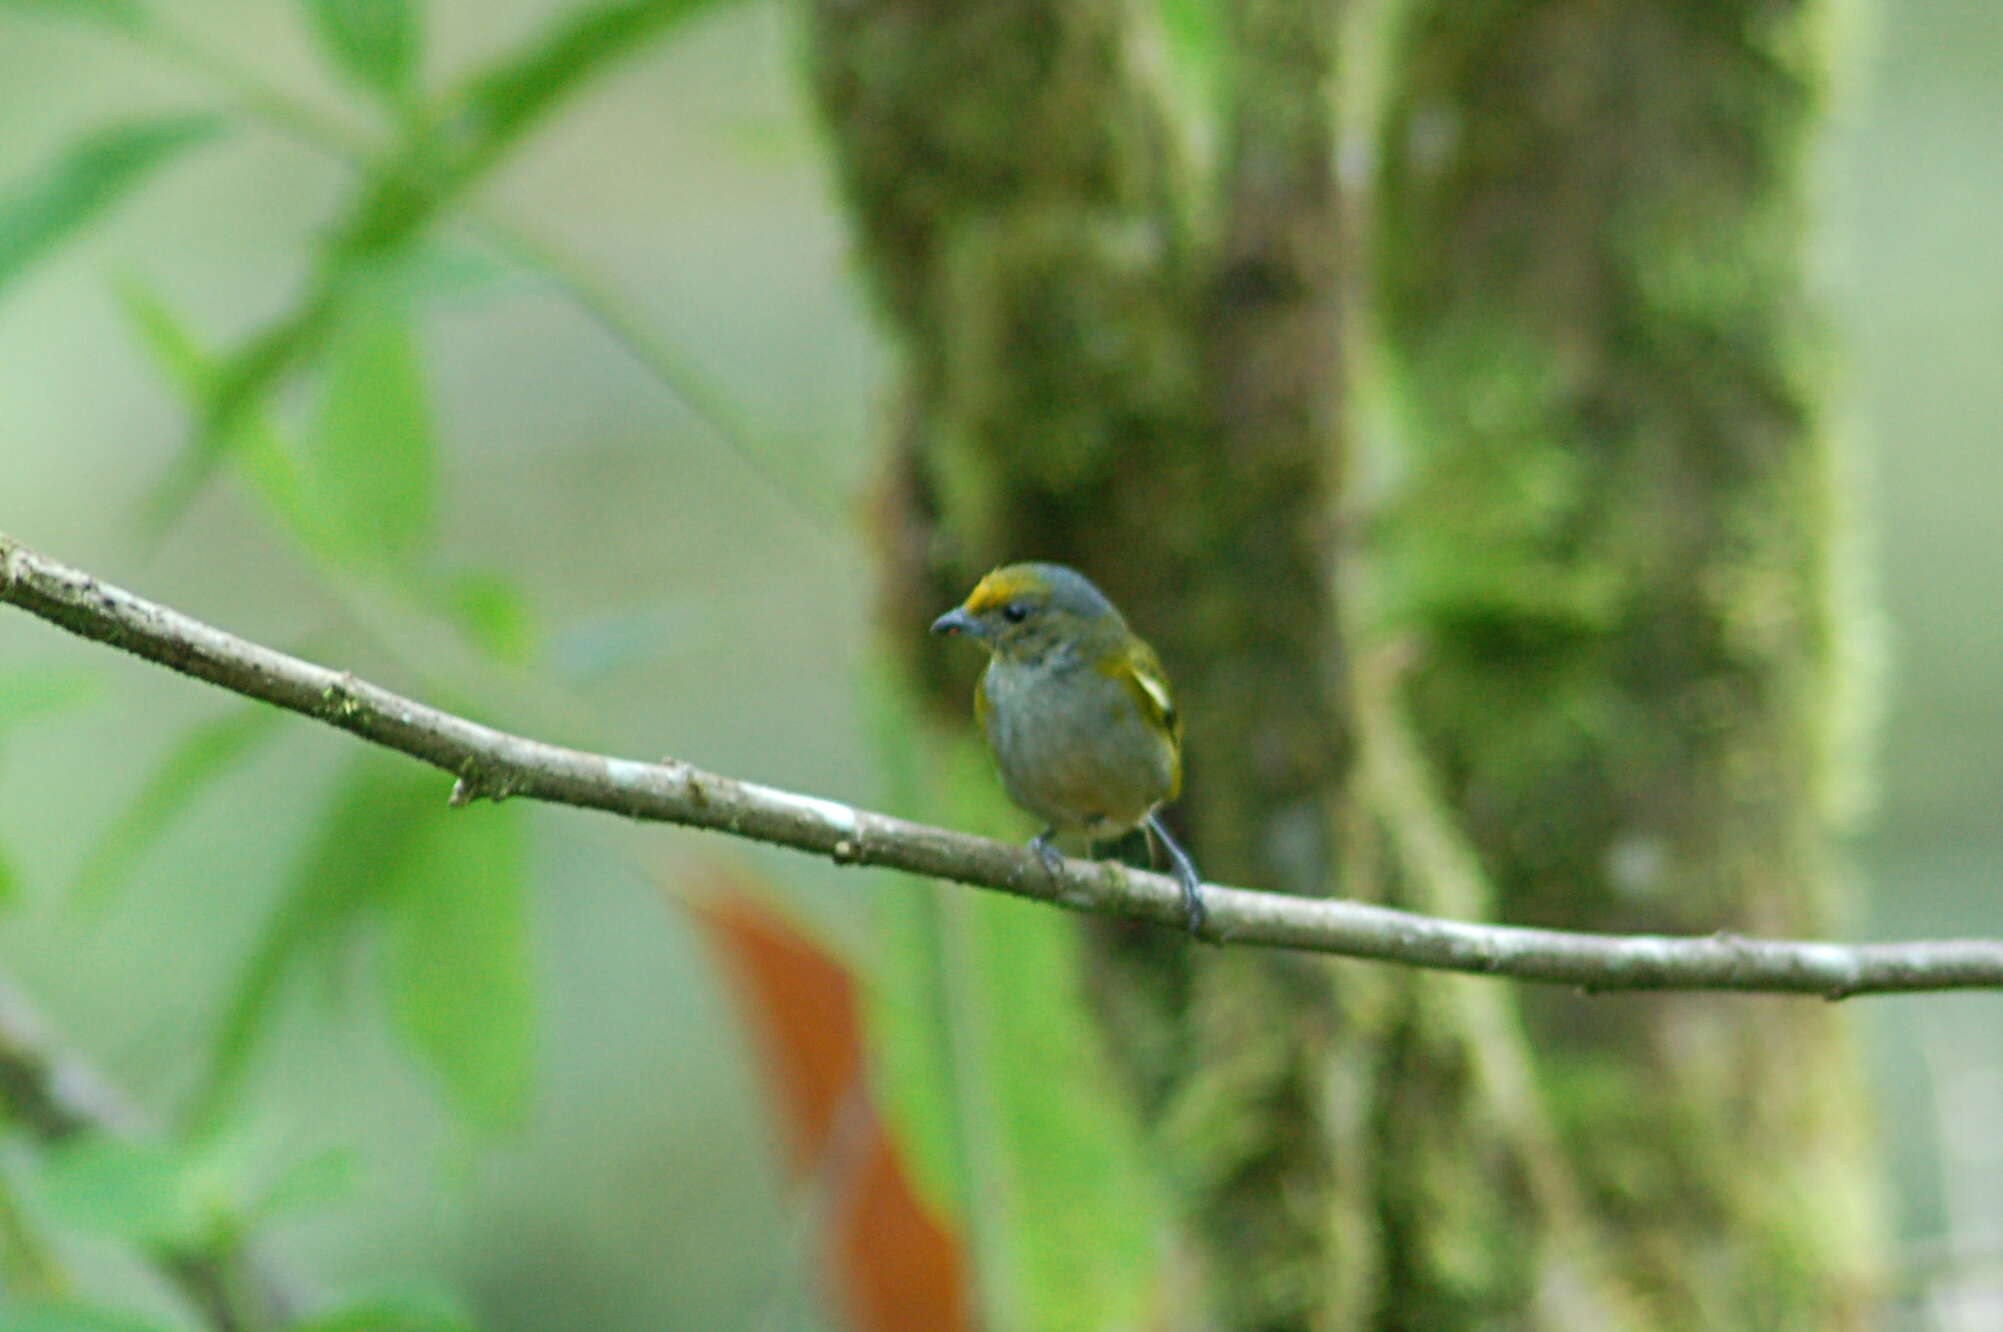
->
xmin=0 ymin=0 xmax=1999 ymax=1326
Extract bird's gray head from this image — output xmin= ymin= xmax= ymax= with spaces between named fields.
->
xmin=930 ymin=562 xmax=1126 ymax=661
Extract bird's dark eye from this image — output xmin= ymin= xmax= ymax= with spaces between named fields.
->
xmin=1001 ymin=601 xmax=1032 ymax=624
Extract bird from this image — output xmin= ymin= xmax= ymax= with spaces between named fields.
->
xmin=931 ymin=562 xmax=1207 ymax=933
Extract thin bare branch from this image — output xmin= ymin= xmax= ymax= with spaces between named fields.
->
xmin=2 ymin=530 xmax=1995 ymax=998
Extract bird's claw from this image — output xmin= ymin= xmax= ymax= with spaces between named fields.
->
xmin=1031 ymin=830 xmax=1066 ymax=881
xmin=1176 ymin=868 xmax=1208 ymax=936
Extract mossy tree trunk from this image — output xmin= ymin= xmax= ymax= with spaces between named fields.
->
xmin=1374 ymin=0 xmax=1880 ymax=1324
xmin=807 ymin=0 xmax=1882 ymax=1324
xmin=807 ymin=0 xmax=1355 ymax=1325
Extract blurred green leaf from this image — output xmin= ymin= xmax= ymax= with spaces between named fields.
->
xmin=149 ymin=0 xmax=731 ymax=534
xmin=71 ymin=704 xmax=285 ymax=914
xmin=965 ymin=900 xmax=1165 ymax=1331
xmin=194 ymin=755 xmax=431 ymax=1128
xmin=857 ymin=669 xmax=970 ymax=1220
xmin=1155 ymin=0 xmax=1224 ymax=106
xmin=861 ymin=878 xmax=962 ymax=1220
xmin=434 ymin=570 xmax=536 ymax=665
xmin=249 ymin=1146 xmax=355 ymax=1222
xmin=117 ymin=279 xmax=335 ymax=552
xmin=299 ymin=0 xmax=420 ymax=100
xmin=123 ymin=283 xmax=535 ymax=675
xmin=0 ymin=842 xmax=17 ymax=910
xmin=292 ymin=1287 xmax=475 ymax=1332
xmin=0 ymin=0 xmax=150 ymax=33
xmin=0 ymin=1303 xmax=177 ymax=1332
xmin=383 ymin=796 xmax=533 ymax=1131
xmin=444 ymin=0 xmax=711 ymax=168
xmin=861 ymin=665 xmax=1166 ymax=1330
xmin=400 ymin=233 xmax=524 ymax=306
xmin=0 ymin=117 xmax=223 ymax=305
xmin=146 ymin=287 xmax=343 ymax=537
xmin=195 ymin=754 xmax=533 ymax=1133
xmin=38 ymin=1137 xmax=206 ymax=1250
xmin=307 ymin=288 xmax=436 ymax=567
xmin=42 ymin=1133 xmax=352 ymax=1275
xmin=0 ymin=668 xmax=99 ymax=733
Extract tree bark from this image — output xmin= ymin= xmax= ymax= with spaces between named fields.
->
xmin=807 ymin=0 xmax=1356 ymax=1324
xmin=808 ymin=0 xmax=1882 ymax=1323
xmin=1375 ymin=0 xmax=1881 ymax=1323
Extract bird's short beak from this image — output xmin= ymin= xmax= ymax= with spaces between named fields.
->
xmin=931 ymin=607 xmax=980 ymax=638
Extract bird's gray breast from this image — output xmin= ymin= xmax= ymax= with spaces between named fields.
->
xmin=980 ymin=650 xmax=1173 ymax=834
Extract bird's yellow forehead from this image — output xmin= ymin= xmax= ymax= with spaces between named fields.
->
xmin=962 ymin=567 xmax=1041 ymax=614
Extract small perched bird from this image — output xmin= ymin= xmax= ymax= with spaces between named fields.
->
xmin=931 ymin=562 xmax=1207 ymax=932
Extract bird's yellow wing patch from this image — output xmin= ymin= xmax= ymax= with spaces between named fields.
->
xmin=1099 ymin=639 xmax=1183 ymax=797
xmin=1121 ymin=644 xmax=1177 ymax=801
xmin=1106 ymin=640 xmax=1176 ymax=728
xmin=1126 ymin=655 xmax=1174 ymax=726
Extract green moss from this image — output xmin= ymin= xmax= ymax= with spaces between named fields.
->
xmin=1375 ymin=0 xmax=1881 ymax=1321
xmin=807 ymin=1 xmax=1351 ymax=1325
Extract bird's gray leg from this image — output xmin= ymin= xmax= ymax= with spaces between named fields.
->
xmin=1146 ymin=813 xmax=1207 ymax=935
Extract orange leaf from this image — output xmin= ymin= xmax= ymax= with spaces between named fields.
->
xmin=687 ymin=879 xmax=970 ymax=1332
